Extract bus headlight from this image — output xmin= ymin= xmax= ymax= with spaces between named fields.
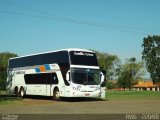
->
xmin=72 ymin=87 xmax=77 ymax=90
xmin=72 ymin=87 xmax=80 ymax=91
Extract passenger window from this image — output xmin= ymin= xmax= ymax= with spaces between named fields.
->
xmin=24 ymin=73 xmax=58 ymax=84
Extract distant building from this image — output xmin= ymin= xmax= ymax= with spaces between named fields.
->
xmin=132 ymin=81 xmax=160 ymax=91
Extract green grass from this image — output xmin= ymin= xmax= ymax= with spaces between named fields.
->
xmin=0 ymin=95 xmax=20 ymax=105
xmin=106 ymin=90 xmax=160 ymax=100
xmin=0 ymin=98 xmax=20 ymax=105
xmin=0 ymin=91 xmax=21 ymax=105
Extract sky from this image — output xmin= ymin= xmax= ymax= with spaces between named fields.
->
xmin=0 ymin=0 xmax=160 ymax=63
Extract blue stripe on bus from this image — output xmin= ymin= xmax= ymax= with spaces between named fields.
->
xmin=45 ymin=64 xmax=51 ymax=70
xmin=35 ymin=68 xmax=40 ymax=72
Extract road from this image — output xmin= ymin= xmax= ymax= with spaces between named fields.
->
xmin=0 ymin=96 xmax=160 ymax=114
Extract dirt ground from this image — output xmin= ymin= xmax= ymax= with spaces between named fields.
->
xmin=0 ymin=96 xmax=160 ymax=114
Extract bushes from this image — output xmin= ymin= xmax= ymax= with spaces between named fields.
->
xmin=106 ymin=81 xmax=116 ymax=90
xmin=0 ymin=52 xmax=17 ymax=92
xmin=0 ymin=71 xmax=7 ymax=91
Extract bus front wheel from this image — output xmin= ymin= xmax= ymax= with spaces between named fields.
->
xmin=53 ymin=88 xmax=60 ymax=101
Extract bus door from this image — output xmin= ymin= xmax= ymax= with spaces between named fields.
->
xmin=35 ymin=73 xmax=47 ymax=96
xmin=46 ymin=73 xmax=59 ymax=96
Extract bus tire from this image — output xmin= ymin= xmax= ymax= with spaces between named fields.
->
xmin=53 ymin=88 xmax=60 ymax=101
xmin=19 ymin=87 xmax=25 ymax=98
xmin=15 ymin=87 xmax=19 ymax=97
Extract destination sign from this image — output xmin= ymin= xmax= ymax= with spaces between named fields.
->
xmin=74 ymin=52 xmax=94 ymax=57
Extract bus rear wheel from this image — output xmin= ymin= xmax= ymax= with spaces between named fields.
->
xmin=53 ymin=88 xmax=60 ymax=101
xmin=19 ymin=87 xmax=25 ymax=98
xmin=15 ymin=87 xmax=19 ymax=97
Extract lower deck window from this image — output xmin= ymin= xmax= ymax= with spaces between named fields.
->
xmin=24 ymin=73 xmax=58 ymax=84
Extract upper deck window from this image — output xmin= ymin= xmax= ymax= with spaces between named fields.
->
xmin=9 ymin=51 xmax=69 ymax=68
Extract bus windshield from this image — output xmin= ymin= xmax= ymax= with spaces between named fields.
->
xmin=71 ymin=68 xmax=100 ymax=85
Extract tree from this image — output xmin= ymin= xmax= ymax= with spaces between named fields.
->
xmin=0 ymin=52 xmax=17 ymax=71
xmin=0 ymin=52 xmax=17 ymax=91
xmin=93 ymin=50 xmax=119 ymax=80
xmin=142 ymin=35 xmax=160 ymax=85
xmin=117 ymin=57 xmax=144 ymax=90
xmin=106 ymin=81 xmax=116 ymax=90
xmin=0 ymin=71 xmax=7 ymax=92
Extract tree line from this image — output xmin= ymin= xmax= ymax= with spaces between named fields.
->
xmin=0 ymin=35 xmax=159 ymax=91
xmin=0 ymin=52 xmax=17 ymax=91
xmin=94 ymin=51 xmax=144 ymax=90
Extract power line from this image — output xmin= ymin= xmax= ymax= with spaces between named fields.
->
xmin=0 ymin=10 xmax=64 ymax=21
xmin=0 ymin=0 xmax=134 ymax=31
xmin=0 ymin=10 xmax=149 ymax=35
xmin=0 ymin=0 xmax=87 ymax=23
xmin=0 ymin=0 xmax=149 ymax=35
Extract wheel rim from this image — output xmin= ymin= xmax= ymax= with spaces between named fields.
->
xmin=20 ymin=89 xmax=24 ymax=97
xmin=55 ymin=90 xmax=60 ymax=99
xmin=20 ymin=90 xmax=24 ymax=97
xmin=53 ymin=89 xmax=60 ymax=100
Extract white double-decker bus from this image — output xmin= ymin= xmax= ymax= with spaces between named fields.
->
xmin=6 ymin=48 xmax=106 ymax=100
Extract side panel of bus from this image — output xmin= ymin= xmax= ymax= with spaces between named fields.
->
xmin=24 ymin=71 xmax=66 ymax=97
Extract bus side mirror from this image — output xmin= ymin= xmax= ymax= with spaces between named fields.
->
xmin=100 ymin=72 xmax=104 ymax=84
xmin=66 ymin=70 xmax=70 ymax=83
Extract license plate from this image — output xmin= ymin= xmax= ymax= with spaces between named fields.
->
xmin=85 ymin=93 xmax=90 ymax=96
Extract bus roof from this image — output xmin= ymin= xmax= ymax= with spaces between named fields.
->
xmin=9 ymin=48 xmax=94 ymax=60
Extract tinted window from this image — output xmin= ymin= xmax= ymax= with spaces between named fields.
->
xmin=69 ymin=51 xmax=98 ymax=66
xmin=24 ymin=73 xmax=58 ymax=84
xmin=9 ymin=51 xmax=69 ymax=68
